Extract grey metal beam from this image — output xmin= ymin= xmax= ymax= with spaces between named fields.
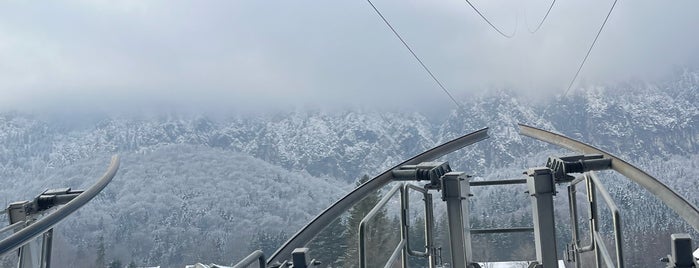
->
xmin=519 ymin=124 xmax=699 ymax=233
xmin=470 ymin=227 xmax=534 ymax=234
xmin=0 ymin=156 xmax=120 ymax=257
xmin=268 ymin=128 xmax=489 ymax=264
xmin=470 ymin=179 xmax=527 ymax=186
xmin=442 ymin=172 xmax=472 ymax=267
xmin=526 ymin=168 xmax=558 ymax=268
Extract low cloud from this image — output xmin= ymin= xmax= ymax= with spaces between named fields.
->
xmin=1 ymin=0 xmax=697 ymax=113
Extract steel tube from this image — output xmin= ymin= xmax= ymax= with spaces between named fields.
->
xmin=469 ymin=179 xmax=527 ymax=186
xmin=232 ymin=250 xmax=266 ymax=268
xmin=403 ymin=184 xmax=429 ymax=257
xmin=593 ymin=231 xmax=615 ymax=268
xmin=0 ymin=156 xmax=120 ymax=257
xmin=424 ymin=193 xmax=436 ymax=268
xmin=587 ymin=174 xmax=602 ymax=268
xmin=40 ymin=229 xmax=53 ymax=268
xmin=383 ymin=240 xmax=407 ymax=268
xmin=587 ymin=173 xmax=620 ymax=217
xmin=470 ymin=227 xmax=534 ymax=234
xmin=359 ymin=184 xmax=402 ymax=268
xmin=0 ymin=221 xmax=25 ymax=234
xmin=571 ymin=175 xmax=586 ymax=186
xmin=568 ymin=184 xmax=582 ymax=268
xmin=587 ymin=172 xmax=624 ymax=268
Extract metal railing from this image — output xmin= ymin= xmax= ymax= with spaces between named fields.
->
xmin=232 ymin=250 xmax=266 ymax=268
xmin=358 ymin=183 xmax=437 ymax=268
xmin=568 ymin=171 xmax=623 ymax=268
xmin=403 ymin=183 xmax=434 ymax=259
xmin=0 ymin=221 xmax=25 ymax=235
xmin=358 ymin=184 xmax=404 ymax=268
xmin=469 ymin=178 xmax=534 ymax=246
xmin=0 ymin=156 xmax=119 ymax=268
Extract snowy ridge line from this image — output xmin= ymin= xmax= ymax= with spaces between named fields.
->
xmin=268 ymin=128 xmax=489 ymax=264
xmin=0 ymin=155 xmax=120 ymax=256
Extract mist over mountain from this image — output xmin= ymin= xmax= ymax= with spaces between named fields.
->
xmin=0 ymin=70 xmax=697 ymax=267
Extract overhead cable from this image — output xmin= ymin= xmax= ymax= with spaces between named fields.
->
xmin=365 ymin=0 xmax=464 ymax=111
xmin=526 ymin=0 xmax=556 ymax=34
xmin=539 ymin=0 xmax=618 ymax=120
xmin=463 ymin=0 xmax=516 ymax=38
xmin=561 ymin=0 xmax=618 ymax=99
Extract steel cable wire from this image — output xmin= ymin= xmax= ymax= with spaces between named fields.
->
xmin=463 ymin=0 xmax=517 ymax=38
xmin=525 ymin=0 xmax=556 ymax=34
xmin=366 ymin=0 xmax=464 ymax=111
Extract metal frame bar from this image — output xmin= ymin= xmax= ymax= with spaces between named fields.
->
xmin=569 ymin=177 xmax=594 ymax=254
xmin=0 ymin=155 xmax=120 ymax=257
xmin=593 ymin=232 xmax=616 ymax=267
xmin=442 ymin=172 xmax=472 ymax=267
xmin=587 ymin=175 xmax=603 ymax=267
xmin=526 ymin=168 xmax=559 ymax=267
xmin=0 ymin=221 xmax=25 ymax=234
xmin=587 ymin=172 xmax=624 ymax=268
xmin=470 ymin=227 xmax=534 ymax=234
xmin=424 ymin=190 xmax=436 ymax=268
xmin=567 ymin=172 xmax=624 ymax=268
xmin=39 ymin=229 xmax=53 ymax=268
xmin=232 ymin=250 xmax=266 ymax=268
xmin=359 ymin=184 xmax=404 ymax=268
xmin=403 ymin=184 xmax=431 ymax=257
xmin=469 ymin=179 xmax=527 ymax=186
xmin=384 ymin=240 xmax=407 ymax=268
xmin=269 ymin=128 xmax=489 ymax=264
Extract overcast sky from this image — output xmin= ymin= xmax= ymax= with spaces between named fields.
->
xmin=1 ymin=0 xmax=698 ymax=114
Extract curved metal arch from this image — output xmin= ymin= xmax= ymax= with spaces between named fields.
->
xmin=268 ymin=128 xmax=490 ymax=264
xmin=0 ymin=155 xmax=121 ymax=256
xmin=519 ymin=123 xmax=699 ymax=232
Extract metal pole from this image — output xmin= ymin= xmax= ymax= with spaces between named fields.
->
xmin=568 ymin=184 xmax=581 ymax=268
xmin=526 ymin=168 xmax=558 ymax=267
xmin=587 ymin=172 xmax=624 ymax=268
xmin=40 ymin=229 xmax=53 ymax=268
xmin=441 ymin=172 xmax=471 ymax=267
xmin=400 ymin=187 xmax=407 ymax=268
xmin=359 ymin=185 xmax=403 ymax=268
xmin=231 ymin=250 xmax=265 ymax=268
xmin=425 ymin=193 xmax=436 ymax=268
xmin=585 ymin=174 xmax=602 ymax=268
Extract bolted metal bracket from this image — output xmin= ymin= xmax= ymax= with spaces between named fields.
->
xmin=546 ymin=154 xmax=611 ymax=182
xmin=663 ymin=233 xmax=696 ymax=268
xmin=392 ymin=161 xmax=452 ymax=189
xmin=290 ymin=248 xmax=321 ymax=268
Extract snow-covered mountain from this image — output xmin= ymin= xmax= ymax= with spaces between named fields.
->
xmin=0 ymin=70 xmax=697 ymax=267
